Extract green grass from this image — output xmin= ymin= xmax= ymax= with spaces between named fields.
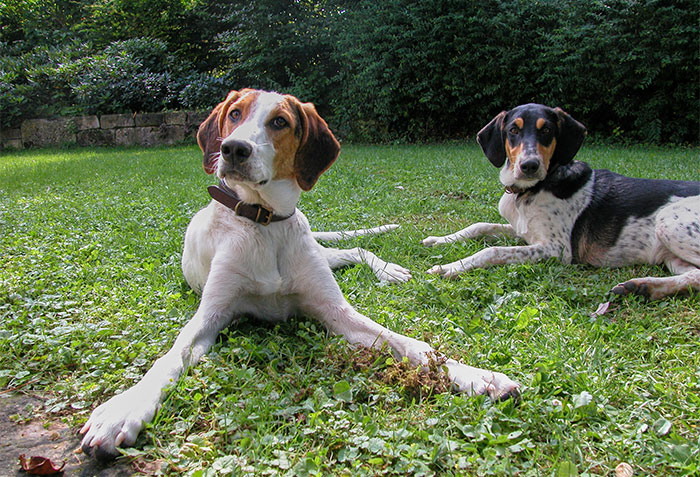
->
xmin=1 ymin=143 xmax=699 ymax=476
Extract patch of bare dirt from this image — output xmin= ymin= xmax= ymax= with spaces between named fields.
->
xmin=0 ymin=393 xmax=133 ymax=476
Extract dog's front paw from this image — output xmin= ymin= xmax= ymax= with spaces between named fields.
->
xmin=422 ymin=235 xmax=447 ymax=247
xmin=80 ymin=388 xmax=156 ymax=460
xmin=375 ymin=262 xmax=412 ymax=283
xmin=427 ymin=260 xmax=467 ymax=278
xmin=445 ymin=360 xmax=520 ymax=401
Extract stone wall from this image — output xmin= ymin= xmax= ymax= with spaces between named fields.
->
xmin=0 ymin=111 xmax=209 ymax=150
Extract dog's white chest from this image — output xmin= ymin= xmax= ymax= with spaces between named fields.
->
xmin=497 ymin=193 xmax=559 ymax=242
xmin=498 ymin=193 xmax=528 ymax=236
xmin=182 ymin=204 xmax=319 ymax=321
xmin=498 ymin=185 xmax=593 ymax=263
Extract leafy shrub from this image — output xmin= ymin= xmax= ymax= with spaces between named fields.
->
xmin=330 ymin=0 xmax=698 ymax=143
xmin=0 ymin=40 xmax=90 ymax=127
xmin=71 ymin=38 xmax=179 ymax=115
xmin=176 ymin=72 xmax=228 ymax=111
xmin=1 ymin=0 xmax=697 ymax=144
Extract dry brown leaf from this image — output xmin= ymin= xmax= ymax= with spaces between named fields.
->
xmin=18 ymin=454 xmax=66 ymax=475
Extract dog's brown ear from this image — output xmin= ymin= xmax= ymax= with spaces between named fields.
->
xmin=553 ymin=107 xmax=587 ymax=165
xmin=477 ymin=111 xmax=507 ymax=167
xmin=197 ymin=90 xmax=241 ymax=174
xmin=292 ymin=100 xmax=340 ymax=191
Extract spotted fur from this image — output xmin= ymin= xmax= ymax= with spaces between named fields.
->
xmin=423 ymin=103 xmax=700 ymax=300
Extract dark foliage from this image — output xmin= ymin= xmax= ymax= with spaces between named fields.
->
xmin=1 ymin=0 xmax=697 ymax=144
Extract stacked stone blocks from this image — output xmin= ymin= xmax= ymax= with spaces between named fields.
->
xmin=1 ymin=111 xmax=209 ymax=149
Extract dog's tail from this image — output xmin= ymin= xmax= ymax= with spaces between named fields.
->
xmin=312 ymin=224 xmax=399 ymax=242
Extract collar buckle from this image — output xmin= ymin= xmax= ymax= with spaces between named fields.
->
xmin=208 ymin=180 xmax=294 ymax=225
xmin=505 ymin=185 xmax=528 ymax=195
xmin=256 ymin=206 xmax=273 ymax=226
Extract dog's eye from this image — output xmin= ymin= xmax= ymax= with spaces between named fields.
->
xmin=508 ymin=126 xmax=520 ymax=135
xmin=541 ymin=126 xmax=551 ymax=135
xmin=271 ymin=117 xmax=288 ymax=129
xmin=229 ymin=109 xmax=241 ymax=122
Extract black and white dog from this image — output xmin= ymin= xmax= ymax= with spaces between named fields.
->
xmin=423 ymin=103 xmax=700 ymax=300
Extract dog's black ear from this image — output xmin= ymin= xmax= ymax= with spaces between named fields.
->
xmin=292 ymin=100 xmax=340 ymax=191
xmin=477 ymin=111 xmax=507 ymax=167
xmin=197 ymin=90 xmax=241 ymax=174
xmin=553 ymin=107 xmax=587 ymax=165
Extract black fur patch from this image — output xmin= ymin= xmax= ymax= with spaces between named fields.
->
xmin=571 ymin=170 xmax=700 ymax=263
xmin=525 ymin=160 xmax=593 ymax=199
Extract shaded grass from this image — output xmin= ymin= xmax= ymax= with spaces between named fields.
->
xmin=1 ymin=143 xmax=698 ymax=475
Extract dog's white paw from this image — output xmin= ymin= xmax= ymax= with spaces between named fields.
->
xmin=427 ymin=260 xmax=467 ymax=278
xmin=80 ymin=388 xmax=156 ymax=460
xmin=375 ymin=262 xmax=412 ymax=283
xmin=422 ymin=235 xmax=447 ymax=247
xmin=444 ymin=360 xmax=520 ymax=400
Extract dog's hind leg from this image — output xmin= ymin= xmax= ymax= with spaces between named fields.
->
xmin=612 ymin=265 xmax=700 ymax=300
xmin=612 ymin=196 xmax=700 ymax=299
xmin=319 ymin=245 xmax=412 ymax=283
xmin=312 ymin=224 xmax=399 ymax=242
xmin=312 ymin=225 xmax=411 ymax=283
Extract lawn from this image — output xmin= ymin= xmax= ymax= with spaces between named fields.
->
xmin=1 ymin=142 xmax=698 ymax=476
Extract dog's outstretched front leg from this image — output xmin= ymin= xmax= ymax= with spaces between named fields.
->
xmin=422 ymin=222 xmax=517 ymax=247
xmin=427 ymin=243 xmax=558 ymax=278
xmin=80 ymin=261 xmax=241 ymax=460
xmin=319 ymin=245 xmax=412 ymax=283
xmin=311 ymin=299 xmax=519 ymax=399
xmin=299 ymin=270 xmax=519 ymax=400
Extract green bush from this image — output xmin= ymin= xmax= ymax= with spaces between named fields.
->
xmin=0 ymin=0 xmax=697 ymax=144
xmin=176 ymin=72 xmax=228 ymax=110
xmin=0 ymin=40 xmax=90 ymax=127
xmin=330 ymin=0 xmax=698 ymax=143
xmin=71 ymin=38 xmax=176 ymax=114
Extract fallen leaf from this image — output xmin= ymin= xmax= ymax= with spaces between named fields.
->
xmin=615 ymin=462 xmax=634 ymax=477
xmin=590 ymin=301 xmax=615 ymax=318
xmin=18 ymin=454 xmax=66 ymax=475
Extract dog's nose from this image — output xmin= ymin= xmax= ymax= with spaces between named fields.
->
xmin=220 ymin=140 xmax=253 ymax=164
xmin=520 ymin=159 xmax=540 ymax=175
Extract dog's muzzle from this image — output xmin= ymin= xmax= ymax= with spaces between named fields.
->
xmin=220 ymin=139 xmax=253 ymax=165
xmin=519 ymin=158 xmax=541 ymax=177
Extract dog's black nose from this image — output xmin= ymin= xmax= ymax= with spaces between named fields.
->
xmin=520 ymin=159 xmax=540 ymax=175
xmin=220 ymin=140 xmax=253 ymax=164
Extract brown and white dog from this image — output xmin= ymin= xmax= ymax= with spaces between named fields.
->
xmin=423 ymin=103 xmax=700 ymax=300
xmin=80 ymin=89 xmax=519 ymax=459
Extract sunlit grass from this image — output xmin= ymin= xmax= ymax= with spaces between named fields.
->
xmin=1 ymin=143 xmax=698 ymax=475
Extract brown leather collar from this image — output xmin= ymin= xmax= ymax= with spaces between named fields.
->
xmin=504 ymin=185 xmax=530 ymax=195
xmin=207 ymin=180 xmax=294 ymax=226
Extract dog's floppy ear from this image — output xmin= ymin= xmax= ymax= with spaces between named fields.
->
xmin=292 ymin=100 xmax=340 ymax=191
xmin=477 ymin=111 xmax=507 ymax=167
xmin=197 ymin=90 xmax=241 ymax=174
xmin=552 ymin=107 xmax=587 ymax=165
